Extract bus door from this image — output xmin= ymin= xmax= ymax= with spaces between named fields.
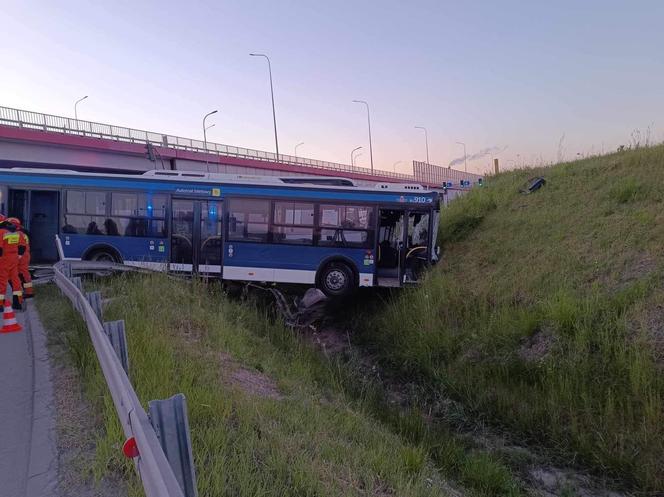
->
xmin=377 ymin=208 xmax=431 ymax=286
xmin=170 ymin=199 xmax=223 ymax=275
xmin=8 ymin=189 xmax=60 ymax=263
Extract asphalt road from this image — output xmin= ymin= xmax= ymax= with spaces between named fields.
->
xmin=0 ymin=301 xmax=58 ymax=497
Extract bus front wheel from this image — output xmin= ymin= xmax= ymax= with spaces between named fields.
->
xmin=86 ymin=248 xmax=120 ymax=264
xmin=318 ymin=262 xmax=355 ymax=298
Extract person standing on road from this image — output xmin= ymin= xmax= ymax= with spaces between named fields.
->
xmin=0 ymin=214 xmax=6 ymax=301
xmin=8 ymin=217 xmax=33 ymax=299
xmin=0 ymin=215 xmax=24 ymax=309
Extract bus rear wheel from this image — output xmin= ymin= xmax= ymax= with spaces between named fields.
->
xmin=318 ymin=262 xmax=355 ymax=298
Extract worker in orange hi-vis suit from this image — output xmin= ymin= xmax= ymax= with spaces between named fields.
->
xmin=0 ymin=215 xmax=24 ymax=310
xmin=8 ymin=217 xmax=33 ymax=299
xmin=0 ymin=214 xmax=6 ymax=302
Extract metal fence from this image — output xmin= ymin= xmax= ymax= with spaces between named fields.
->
xmin=412 ymin=161 xmax=483 ymax=185
xmin=0 ymin=105 xmax=417 ymax=181
xmin=53 ymin=260 xmax=196 ymax=497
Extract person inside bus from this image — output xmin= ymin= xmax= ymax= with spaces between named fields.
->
xmin=86 ymin=221 xmax=103 ymax=235
xmin=125 ymin=218 xmax=148 ymax=237
xmin=104 ymin=218 xmax=119 ymax=236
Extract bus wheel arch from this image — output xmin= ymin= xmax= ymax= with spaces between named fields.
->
xmin=82 ymin=244 xmax=123 ymax=264
xmin=316 ymin=257 xmax=358 ymax=298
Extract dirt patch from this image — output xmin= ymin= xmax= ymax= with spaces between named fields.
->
xmin=310 ymin=327 xmax=352 ymax=355
xmin=518 ymin=326 xmax=558 ymax=363
xmin=619 ymin=252 xmax=657 ymax=288
xmin=218 ymin=352 xmax=283 ymax=400
xmin=48 ymin=335 xmax=128 ymax=496
xmin=174 ymin=317 xmax=205 ymax=344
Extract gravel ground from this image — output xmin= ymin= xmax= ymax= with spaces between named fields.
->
xmin=41 ymin=301 xmax=128 ymax=497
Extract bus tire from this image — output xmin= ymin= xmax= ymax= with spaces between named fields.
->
xmin=85 ymin=247 xmax=121 ymax=264
xmin=318 ymin=261 xmax=355 ymax=298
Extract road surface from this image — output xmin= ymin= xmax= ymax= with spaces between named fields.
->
xmin=0 ymin=301 xmax=58 ymax=497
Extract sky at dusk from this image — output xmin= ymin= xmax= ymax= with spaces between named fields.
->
xmin=2 ymin=0 xmax=663 ymax=175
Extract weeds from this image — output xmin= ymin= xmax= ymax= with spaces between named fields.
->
xmin=37 ymin=276 xmax=525 ymax=496
xmin=361 ymin=144 xmax=664 ymax=491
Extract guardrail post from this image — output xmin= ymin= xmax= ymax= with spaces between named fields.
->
xmin=103 ymin=320 xmax=129 ymax=375
xmin=86 ymin=291 xmax=103 ymax=321
xmin=71 ymin=276 xmax=83 ymax=293
xmin=148 ymin=394 xmax=198 ymax=497
xmin=62 ymin=261 xmax=72 ymax=278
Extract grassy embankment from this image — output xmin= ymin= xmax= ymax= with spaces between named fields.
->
xmin=362 ymin=145 xmax=664 ymax=491
xmin=37 ymin=273 xmax=527 ymax=497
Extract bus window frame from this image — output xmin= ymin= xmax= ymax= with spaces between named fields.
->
xmin=223 ymin=195 xmax=380 ymax=249
xmin=62 ymin=188 xmax=168 ymax=238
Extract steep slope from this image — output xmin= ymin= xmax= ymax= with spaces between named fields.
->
xmin=365 ymin=145 xmax=664 ymax=491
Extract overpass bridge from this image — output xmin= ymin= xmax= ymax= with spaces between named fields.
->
xmin=0 ymin=105 xmax=482 ymax=188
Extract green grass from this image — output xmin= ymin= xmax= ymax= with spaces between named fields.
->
xmin=37 ymin=275 xmax=526 ymax=497
xmin=361 ymin=145 xmax=664 ymax=491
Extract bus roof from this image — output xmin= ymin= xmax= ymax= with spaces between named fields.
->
xmin=5 ymin=167 xmax=434 ymax=195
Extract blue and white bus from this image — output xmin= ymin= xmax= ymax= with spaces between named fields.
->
xmin=0 ymin=168 xmax=439 ymax=296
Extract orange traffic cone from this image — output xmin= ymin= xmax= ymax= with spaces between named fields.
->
xmin=1 ymin=298 xmax=22 ymax=333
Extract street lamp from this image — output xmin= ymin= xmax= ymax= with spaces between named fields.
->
xmin=352 ymin=152 xmax=363 ymax=167
xmin=250 ymin=53 xmax=280 ymax=160
xmin=203 ymin=110 xmax=218 ymax=151
xmin=392 ymin=160 xmax=404 ymax=173
xmin=456 ymin=141 xmax=467 ymax=172
xmin=415 ymin=126 xmax=430 ymax=165
xmin=294 ymin=142 xmax=304 ymax=158
xmin=351 ymin=146 xmax=363 ymax=167
xmin=74 ymin=95 xmax=88 ymax=130
xmin=352 ymin=100 xmax=374 ymax=174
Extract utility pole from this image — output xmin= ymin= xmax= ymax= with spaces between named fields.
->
xmin=351 ymin=146 xmax=363 ymax=167
xmin=415 ymin=126 xmax=430 ymax=165
xmin=352 ymin=100 xmax=374 ymax=174
xmin=250 ymin=53 xmax=280 ymax=160
xmin=74 ymin=95 xmax=88 ymax=130
xmin=203 ymin=110 xmax=218 ymax=151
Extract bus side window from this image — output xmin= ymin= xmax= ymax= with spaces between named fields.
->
xmin=227 ymin=198 xmax=270 ymax=242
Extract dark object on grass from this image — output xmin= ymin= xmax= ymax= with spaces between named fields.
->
xmin=520 ymin=177 xmax=546 ymax=194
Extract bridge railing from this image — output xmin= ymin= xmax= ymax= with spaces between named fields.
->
xmin=0 ymin=105 xmax=416 ymax=180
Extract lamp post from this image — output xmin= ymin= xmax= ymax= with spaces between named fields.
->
xmin=352 ymin=100 xmax=374 ymax=174
xmin=352 ymin=152 xmax=363 ymax=167
xmin=456 ymin=141 xmax=467 ymax=172
xmin=250 ymin=53 xmax=280 ymax=160
xmin=74 ymin=95 xmax=88 ymax=130
xmin=294 ymin=142 xmax=304 ymax=158
xmin=203 ymin=110 xmax=218 ymax=151
xmin=351 ymin=146 xmax=363 ymax=167
xmin=415 ymin=126 xmax=430 ymax=165
xmin=392 ymin=160 xmax=404 ymax=173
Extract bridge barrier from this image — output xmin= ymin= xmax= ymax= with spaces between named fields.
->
xmin=0 ymin=104 xmax=415 ymax=181
xmin=53 ymin=260 xmax=198 ymax=497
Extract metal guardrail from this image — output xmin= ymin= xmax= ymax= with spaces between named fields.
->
xmin=0 ymin=104 xmax=417 ymax=181
xmin=53 ymin=260 xmax=196 ymax=497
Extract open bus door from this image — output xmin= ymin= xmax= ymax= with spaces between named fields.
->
xmin=8 ymin=189 xmax=60 ymax=263
xmin=170 ymin=199 xmax=223 ymax=275
xmin=376 ymin=208 xmax=432 ymax=287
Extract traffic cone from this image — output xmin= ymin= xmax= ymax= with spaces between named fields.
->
xmin=1 ymin=298 xmax=22 ymax=333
